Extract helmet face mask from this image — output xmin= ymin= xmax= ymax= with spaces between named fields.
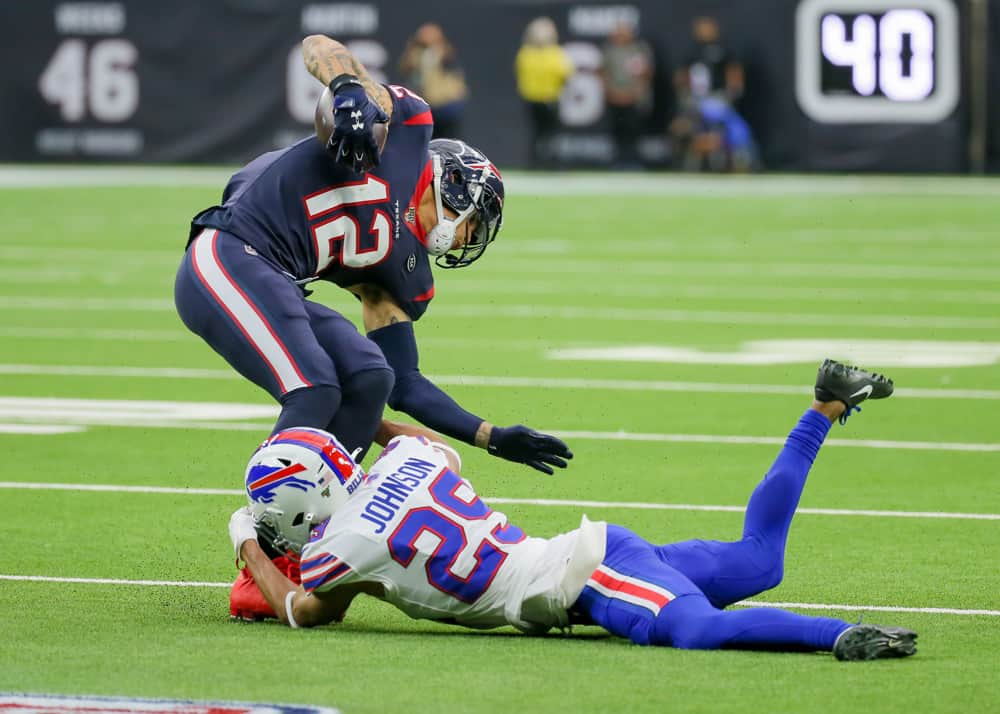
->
xmin=244 ymin=428 xmax=364 ymax=554
xmin=426 ymin=138 xmax=504 ymax=269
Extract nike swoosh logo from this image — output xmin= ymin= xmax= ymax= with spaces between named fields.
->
xmin=849 ymin=384 xmax=874 ymax=399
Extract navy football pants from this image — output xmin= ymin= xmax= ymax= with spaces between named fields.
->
xmin=574 ymin=409 xmax=852 ymax=651
xmin=174 ymin=229 xmax=393 ymax=454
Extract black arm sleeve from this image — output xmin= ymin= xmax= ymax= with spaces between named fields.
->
xmin=368 ymin=321 xmax=483 ymax=444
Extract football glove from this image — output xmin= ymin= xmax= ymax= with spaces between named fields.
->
xmin=487 ymin=425 xmax=573 ymax=475
xmin=228 ymin=506 xmax=258 ymax=559
xmin=328 ymin=74 xmax=389 ymax=174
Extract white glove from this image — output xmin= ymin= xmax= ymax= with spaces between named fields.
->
xmin=229 ymin=506 xmax=258 ymax=559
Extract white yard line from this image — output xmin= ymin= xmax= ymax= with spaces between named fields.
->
xmin=0 ymin=573 xmax=994 ymax=616
xmin=732 ymin=601 xmax=1000 ymax=617
xmin=2 ymin=366 xmax=998 ymax=400
xmin=485 ymin=497 xmax=1000 ymax=521
xmin=0 ymin=574 xmax=230 ymax=587
xmin=2 ymin=482 xmax=997 ymax=521
xmin=550 ymin=431 xmax=1000 ymax=452
xmin=432 ymin=282 xmax=1000 ymax=305
xmin=432 ymin=305 xmax=1000 ymax=329
xmin=476 ymin=259 xmax=1000 ymax=282
xmin=2 ymin=308 xmax=999 ymax=340
xmin=3 ymin=397 xmax=999 ymax=451
xmin=0 ymin=364 xmax=238 ymax=379
xmin=0 ymin=326 xmax=190 ymax=341
xmin=5 ymin=296 xmax=1000 ymax=327
xmin=0 ymin=482 xmax=242 ymax=495
xmin=3 ymin=166 xmax=1000 ymax=197
xmin=7 ymin=281 xmax=1000 ymax=306
xmin=0 ymin=424 xmax=85 ymax=434
xmin=4 ymin=414 xmax=999 ymax=452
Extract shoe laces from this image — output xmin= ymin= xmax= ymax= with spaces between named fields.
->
xmin=839 ymin=405 xmax=861 ymax=426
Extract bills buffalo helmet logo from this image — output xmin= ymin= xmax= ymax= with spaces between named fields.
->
xmin=267 ymin=428 xmax=358 ymax=485
xmin=246 ymin=462 xmax=315 ymax=504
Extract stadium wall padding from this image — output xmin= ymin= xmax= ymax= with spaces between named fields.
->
xmin=0 ymin=0 xmax=992 ymax=171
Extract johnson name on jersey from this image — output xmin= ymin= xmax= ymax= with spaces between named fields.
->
xmin=189 ymin=85 xmax=437 ymax=320
xmin=299 ymin=436 xmax=607 ymax=634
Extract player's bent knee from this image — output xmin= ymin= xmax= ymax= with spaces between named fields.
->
xmin=746 ymin=535 xmax=785 ymax=592
xmin=345 ymin=366 xmax=394 ymax=404
xmin=274 ymin=384 xmax=343 ymax=432
xmin=760 ymin=563 xmax=784 ymax=591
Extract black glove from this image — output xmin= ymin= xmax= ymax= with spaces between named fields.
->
xmin=328 ymin=73 xmax=389 ymax=173
xmin=487 ymin=425 xmax=573 ymax=475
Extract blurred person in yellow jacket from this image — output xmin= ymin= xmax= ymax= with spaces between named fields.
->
xmin=515 ymin=17 xmax=573 ymax=168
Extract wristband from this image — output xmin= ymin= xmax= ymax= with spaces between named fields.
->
xmin=329 ymin=73 xmax=362 ymax=94
xmin=285 ymin=590 xmax=300 ymax=629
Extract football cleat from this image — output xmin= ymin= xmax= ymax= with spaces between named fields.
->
xmin=833 ymin=625 xmax=918 ymax=661
xmin=229 ymin=555 xmax=301 ymax=622
xmin=814 ymin=359 xmax=893 ymax=423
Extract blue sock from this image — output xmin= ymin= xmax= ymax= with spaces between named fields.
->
xmin=741 ymin=408 xmax=832 ymax=542
xmin=656 ymin=409 xmax=833 ymax=608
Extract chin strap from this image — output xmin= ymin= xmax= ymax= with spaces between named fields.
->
xmin=424 ymin=155 xmax=456 ymax=255
xmin=425 ymin=153 xmax=486 ymax=257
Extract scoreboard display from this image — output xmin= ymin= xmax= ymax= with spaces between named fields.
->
xmin=795 ymin=0 xmax=960 ymax=123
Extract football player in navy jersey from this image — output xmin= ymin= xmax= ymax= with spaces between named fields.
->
xmin=174 ymin=35 xmax=572 ymax=476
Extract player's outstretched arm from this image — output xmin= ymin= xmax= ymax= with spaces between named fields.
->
xmin=229 ymin=508 xmax=363 ymax=628
xmin=359 ymin=287 xmax=574 ymax=475
xmin=301 ymin=35 xmax=392 ymax=117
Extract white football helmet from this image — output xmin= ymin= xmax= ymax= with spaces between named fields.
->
xmin=244 ymin=427 xmax=364 ymax=553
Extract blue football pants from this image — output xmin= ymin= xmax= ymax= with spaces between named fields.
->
xmin=574 ymin=409 xmax=852 ymax=651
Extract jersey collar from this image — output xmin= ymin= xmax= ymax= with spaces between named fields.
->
xmin=405 ymin=159 xmax=434 ymax=244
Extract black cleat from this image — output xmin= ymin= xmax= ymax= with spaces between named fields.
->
xmin=833 ymin=625 xmax=918 ymax=661
xmin=815 ymin=359 xmax=893 ymax=423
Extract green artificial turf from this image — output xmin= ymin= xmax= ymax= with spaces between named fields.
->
xmin=0 ymin=172 xmax=997 ymax=713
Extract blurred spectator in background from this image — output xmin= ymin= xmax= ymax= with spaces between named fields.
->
xmin=601 ymin=22 xmax=654 ymax=169
xmin=399 ymin=23 xmax=468 ymax=138
xmin=670 ymin=16 xmax=756 ymax=172
xmin=515 ymin=17 xmax=573 ymax=169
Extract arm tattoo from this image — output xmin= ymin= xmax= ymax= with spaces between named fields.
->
xmin=303 ymin=36 xmax=392 ymax=116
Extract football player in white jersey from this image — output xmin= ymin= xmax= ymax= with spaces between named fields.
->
xmin=228 ymin=360 xmax=917 ymax=661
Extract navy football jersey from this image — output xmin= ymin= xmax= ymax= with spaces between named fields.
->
xmin=190 ymin=85 xmax=436 ymax=320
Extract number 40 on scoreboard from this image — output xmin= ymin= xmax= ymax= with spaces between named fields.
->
xmin=795 ymin=0 xmax=959 ymax=123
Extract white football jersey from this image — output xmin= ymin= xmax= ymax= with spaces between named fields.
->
xmin=299 ymin=436 xmax=606 ymax=633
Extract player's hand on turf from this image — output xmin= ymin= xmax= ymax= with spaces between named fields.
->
xmin=328 ymin=75 xmax=389 ymax=173
xmin=229 ymin=506 xmax=258 ymax=559
xmin=487 ymin=425 xmax=573 ymax=475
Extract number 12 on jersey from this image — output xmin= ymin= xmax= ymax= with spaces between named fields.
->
xmin=304 ymin=175 xmax=392 ymax=273
xmin=388 ymin=469 xmax=526 ymax=603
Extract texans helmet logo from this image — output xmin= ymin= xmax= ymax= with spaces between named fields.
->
xmin=246 ymin=462 xmax=315 ymax=504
